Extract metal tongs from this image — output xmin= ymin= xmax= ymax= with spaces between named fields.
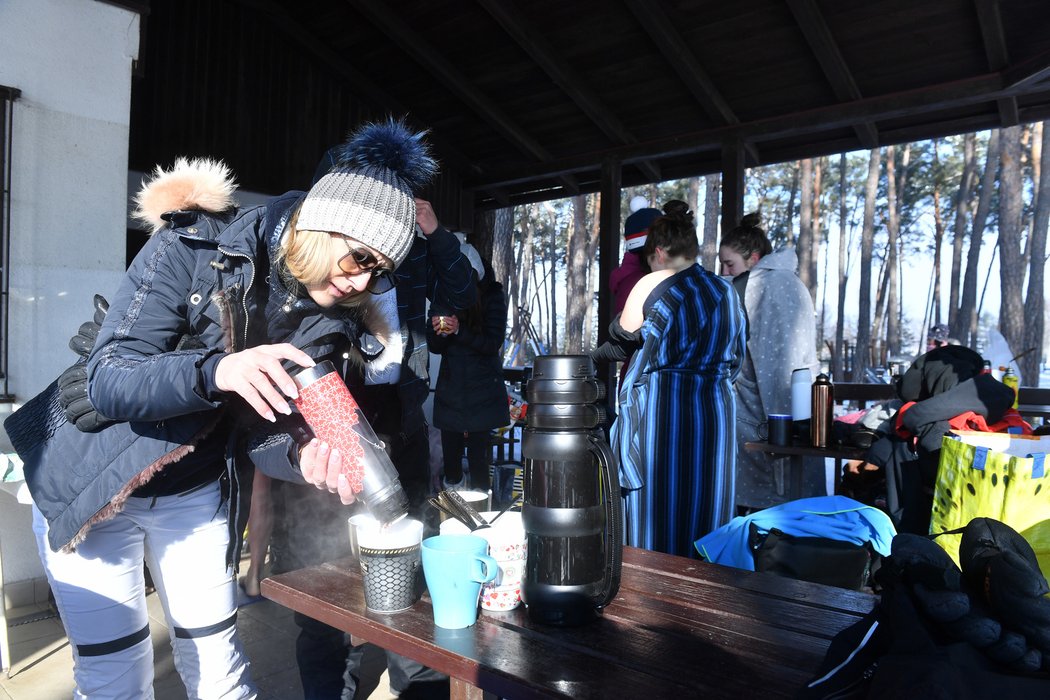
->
xmin=429 ymin=490 xmax=490 ymax=531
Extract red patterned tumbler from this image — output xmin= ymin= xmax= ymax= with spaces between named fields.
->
xmin=292 ymin=361 xmax=408 ymax=525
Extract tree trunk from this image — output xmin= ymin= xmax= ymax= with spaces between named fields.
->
xmin=810 ymin=157 xmax=823 ymax=303
xmin=516 ymin=213 xmax=536 ymax=361
xmin=1023 ymin=122 xmax=1050 ymax=383
xmin=895 ymin=145 xmax=911 ymax=349
xmin=1021 ymin=125 xmax=1036 ymax=272
xmin=885 ymin=145 xmax=901 ymax=357
xmin=1026 ymin=124 xmax=1042 ymax=270
xmin=931 ymin=140 xmax=945 ymax=331
xmin=959 ymin=130 xmax=1000 ymax=348
xmin=856 ymin=149 xmax=880 ymax=379
xmin=949 ymin=133 xmax=977 ymax=335
xmin=835 ymin=152 xmax=848 ymax=381
xmin=583 ymin=195 xmax=602 ymax=349
xmin=546 ymin=206 xmax=559 ymax=352
xmin=703 ymin=175 xmax=720 ymax=271
xmin=563 ymin=195 xmax=590 ymax=353
xmin=873 ymin=257 xmax=890 ymax=367
xmin=999 ymin=125 xmax=1026 ymax=374
xmin=489 ymin=207 xmax=515 ymax=291
xmin=798 ymin=158 xmax=814 ymax=292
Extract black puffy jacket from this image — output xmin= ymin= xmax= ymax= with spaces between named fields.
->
xmin=428 ymin=277 xmax=510 ymax=433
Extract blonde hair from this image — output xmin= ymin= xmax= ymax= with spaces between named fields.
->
xmin=276 ymin=206 xmax=391 ymax=309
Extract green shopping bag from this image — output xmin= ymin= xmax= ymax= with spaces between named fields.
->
xmin=931 ymin=430 xmax=1050 ymax=580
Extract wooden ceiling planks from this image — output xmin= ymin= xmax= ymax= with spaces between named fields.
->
xmin=126 ymin=0 xmax=1050 ymax=213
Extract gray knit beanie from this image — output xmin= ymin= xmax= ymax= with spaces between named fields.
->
xmin=298 ymin=118 xmax=438 ymax=268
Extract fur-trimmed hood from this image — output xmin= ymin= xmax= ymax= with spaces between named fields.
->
xmin=133 ymin=158 xmax=238 ymax=233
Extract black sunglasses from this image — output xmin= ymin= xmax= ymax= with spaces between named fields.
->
xmin=338 ymin=241 xmax=395 ymax=295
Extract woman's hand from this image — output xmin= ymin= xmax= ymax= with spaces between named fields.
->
xmin=415 ymin=198 xmax=439 ymax=235
xmin=299 ymin=439 xmax=356 ymax=505
xmin=431 ymin=315 xmax=459 ymax=336
xmin=214 ymin=343 xmax=315 ymax=422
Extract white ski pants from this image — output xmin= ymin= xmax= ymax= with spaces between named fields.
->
xmin=33 ymin=482 xmax=257 ymax=699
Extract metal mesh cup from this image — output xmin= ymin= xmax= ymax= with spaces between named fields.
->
xmin=360 ymin=545 xmax=423 ymax=612
xmin=357 ymin=517 xmax=423 ymax=613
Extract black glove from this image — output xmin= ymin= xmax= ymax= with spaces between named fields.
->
xmin=58 ymin=294 xmax=113 ymax=432
xmin=68 ymin=294 xmax=109 ymax=358
xmin=68 ymin=295 xmax=109 ymax=361
xmin=57 ymin=361 xmax=113 ymax=432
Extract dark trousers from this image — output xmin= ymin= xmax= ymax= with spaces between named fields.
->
xmin=293 ymin=615 xmax=447 ymax=699
xmin=440 ymin=429 xmax=492 ymax=488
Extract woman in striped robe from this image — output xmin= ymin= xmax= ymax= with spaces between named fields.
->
xmin=610 ymin=213 xmax=747 ymax=557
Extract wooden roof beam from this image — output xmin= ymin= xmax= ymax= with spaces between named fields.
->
xmin=975 ymin=0 xmax=1020 ymax=127
xmin=238 ymin=0 xmax=496 ymax=191
xmin=467 ymin=72 xmax=1010 ymax=190
xmin=476 ymin=0 xmax=661 ymax=183
xmin=346 ymin=0 xmax=579 ymax=194
xmin=622 ymin=0 xmax=761 ymax=165
xmin=1003 ymin=49 xmax=1050 ymax=89
xmin=786 ymin=0 xmax=878 ymax=149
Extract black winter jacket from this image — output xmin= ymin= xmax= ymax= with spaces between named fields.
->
xmin=428 ymin=278 xmax=510 ymax=432
xmin=372 ymin=227 xmax=477 ymax=437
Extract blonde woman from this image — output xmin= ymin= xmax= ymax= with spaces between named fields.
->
xmin=16 ymin=119 xmax=454 ymax=698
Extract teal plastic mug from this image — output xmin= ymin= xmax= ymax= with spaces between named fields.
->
xmin=421 ymin=535 xmax=498 ymax=629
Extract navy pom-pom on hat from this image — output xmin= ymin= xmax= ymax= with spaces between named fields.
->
xmin=299 ymin=117 xmax=438 ymax=268
xmin=624 ymin=208 xmax=662 ymax=251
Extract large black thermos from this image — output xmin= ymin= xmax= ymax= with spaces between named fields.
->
xmin=520 ymin=355 xmax=623 ymax=626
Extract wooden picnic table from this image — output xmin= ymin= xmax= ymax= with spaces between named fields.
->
xmin=262 ymin=545 xmax=875 ymax=699
xmin=744 ymin=440 xmax=869 ymax=499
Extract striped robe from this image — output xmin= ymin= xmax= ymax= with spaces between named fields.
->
xmin=613 ymin=263 xmax=746 ymax=557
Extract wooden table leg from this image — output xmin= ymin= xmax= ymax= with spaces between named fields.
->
xmin=450 ymin=676 xmax=484 ymax=700
xmin=789 ymin=454 xmax=803 ymax=500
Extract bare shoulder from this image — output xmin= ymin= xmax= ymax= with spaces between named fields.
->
xmin=621 ymin=270 xmax=676 ymax=331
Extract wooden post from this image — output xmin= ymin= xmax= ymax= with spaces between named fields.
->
xmin=598 ymin=157 xmax=621 ymax=395
xmin=720 ymin=136 xmax=746 ymax=236
xmin=597 ymin=157 xmax=622 ymax=342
